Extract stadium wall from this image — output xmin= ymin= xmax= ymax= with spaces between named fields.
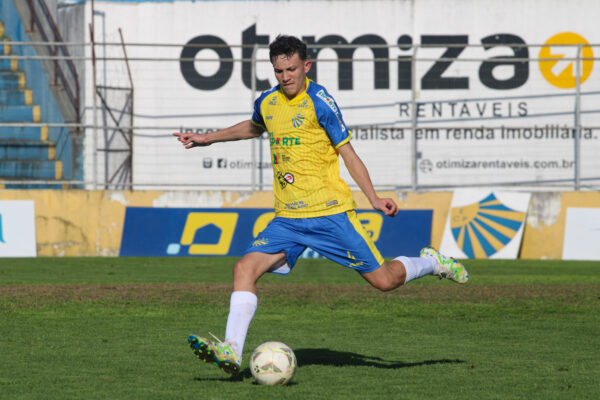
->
xmin=0 ymin=189 xmax=598 ymax=259
xmin=59 ymin=0 xmax=600 ymax=189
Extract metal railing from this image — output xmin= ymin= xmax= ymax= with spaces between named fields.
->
xmin=0 ymin=41 xmax=599 ymax=191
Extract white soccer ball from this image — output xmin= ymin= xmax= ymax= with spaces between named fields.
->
xmin=250 ymin=341 xmax=297 ymax=386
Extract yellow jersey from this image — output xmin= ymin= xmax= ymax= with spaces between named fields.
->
xmin=251 ymin=78 xmax=356 ymax=218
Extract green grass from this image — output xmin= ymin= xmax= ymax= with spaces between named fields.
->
xmin=1 ymin=257 xmax=599 ymax=399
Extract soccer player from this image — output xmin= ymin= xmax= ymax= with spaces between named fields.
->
xmin=173 ymin=35 xmax=469 ymax=375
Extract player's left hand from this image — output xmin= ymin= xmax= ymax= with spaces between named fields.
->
xmin=372 ymin=197 xmax=399 ymax=217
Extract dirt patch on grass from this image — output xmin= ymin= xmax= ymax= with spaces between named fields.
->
xmin=1 ymin=282 xmax=597 ymax=309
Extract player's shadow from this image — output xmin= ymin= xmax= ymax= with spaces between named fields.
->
xmin=293 ymin=348 xmax=465 ymax=369
xmin=193 ymin=348 xmax=464 ymax=382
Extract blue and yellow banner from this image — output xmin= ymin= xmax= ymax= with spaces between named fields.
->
xmin=119 ymin=207 xmax=433 ymax=258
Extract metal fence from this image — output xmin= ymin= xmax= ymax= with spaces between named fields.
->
xmin=1 ymin=40 xmax=599 ymax=191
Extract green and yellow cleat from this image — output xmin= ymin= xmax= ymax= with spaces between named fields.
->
xmin=420 ymin=246 xmax=469 ymax=284
xmin=188 ymin=333 xmax=241 ymax=375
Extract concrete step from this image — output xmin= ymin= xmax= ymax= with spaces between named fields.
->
xmin=0 ymin=105 xmax=40 ymax=122
xmin=0 ymin=71 xmax=24 ymax=89
xmin=0 ymin=89 xmax=32 ymax=106
xmin=0 ymin=126 xmax=47 ymax=141
xmin=0 ymin=159 xmax=62 ymax=179
xmin=0 ymin=140 xmax=55 ymax=160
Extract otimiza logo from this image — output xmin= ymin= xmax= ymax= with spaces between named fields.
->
xmin=180 ymin=25 xmax=594 ymax=91
xmin=539 ymin=32 xmax=594 ymax=89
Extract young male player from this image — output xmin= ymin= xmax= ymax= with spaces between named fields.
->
xmin=173 ymin=35 xmax=469 ymax=375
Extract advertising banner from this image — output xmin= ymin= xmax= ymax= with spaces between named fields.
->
xmin=440 ymin=190 xmax=531 ymax=259
xmin=78 ymin=0 xmax=600 ymax=189
xmin=562 ymin=208 xmax=600 ymax=260
xmin=119 ymin=207 xmax=433 ymax=258
xmin=0 ymin=200 xmax=37 ymax=257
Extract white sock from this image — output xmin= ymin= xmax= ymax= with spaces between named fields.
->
xmin=395 ymin=256 xmax=437 ymax=284
xmin=225 ymin=291 xmax=257 ymax=356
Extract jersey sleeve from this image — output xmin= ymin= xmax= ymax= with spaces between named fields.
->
xmin=312 ymin=88 xmax=351 ymax=148
xmin=251 ymin=92 xmax=269 ymax=130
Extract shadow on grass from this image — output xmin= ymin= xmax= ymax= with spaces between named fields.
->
xmin=194 ymin=348 xmax=464 ymax=382
xmin=294 ymin=348 xmax=465 ymax=370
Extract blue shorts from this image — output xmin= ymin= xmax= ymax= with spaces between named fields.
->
xmin=245 ymin=210 xmax=384 ymax=275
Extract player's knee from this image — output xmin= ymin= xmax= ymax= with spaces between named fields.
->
xmin=364 ymin=263 xmax=403 ymax=292
xmin=233 ymin=257 xmax=260 ymax=282
xmin=371 ymin=279 xmax=397 ymax=292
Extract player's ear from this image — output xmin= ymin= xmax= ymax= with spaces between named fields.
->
xmin=304 ymin=60 xmax=312 ymax=74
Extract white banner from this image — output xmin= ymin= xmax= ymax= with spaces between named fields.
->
xmin=78 ymin=0 xmax=600 ymax=188
xmin=562 ymin=208 xmax=600 ymax=260
xmin=0 ymin=201 xmax=37 ymax=257
xmin=440 ymin=189 xmax=531 ymax=259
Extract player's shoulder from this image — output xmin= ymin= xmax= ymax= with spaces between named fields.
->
xmin=306 ymin=80 xmax=340 ymax=115
xmin=255 ymin=84 xmax=281 ymax=106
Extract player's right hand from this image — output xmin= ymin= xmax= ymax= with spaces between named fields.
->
xmin=172 ymin=132 xmax=211 ymax=149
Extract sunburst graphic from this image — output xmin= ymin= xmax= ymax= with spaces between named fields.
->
xmin=292 ymin=113 xmax=305 ymax=128
xmin=450 ymin=193 xmax=526 ymax=258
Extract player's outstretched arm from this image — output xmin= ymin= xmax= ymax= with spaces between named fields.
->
xmin=173 ymin=120 xmax=263 ymax=149
xmin=338 ymin=142 xmax=399 ymax=217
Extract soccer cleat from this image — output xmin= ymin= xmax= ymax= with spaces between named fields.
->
xmin=420 ymin=246 xmax=469 ymax=284
xmin=188 ymin=333 xmax=242 ymax=375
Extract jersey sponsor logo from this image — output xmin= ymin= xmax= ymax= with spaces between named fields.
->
xmin=268 ymin=96 xmax=277 ymax=105
xmin=276 ymin=171 xmax=290 ymax=189
xmin=326 ymin=200 xmax=339 ymax=207
xmin=316 ymin=89 xmax=339 ymax=113
xmin=316 ymin=90 xmax=346 ymax=132
xmin=283 ymin=173 xmax=294 ymax=184
xmin=284 ymin=200 xmax=308 ymax=210
xmin=269 ymin=132 xmax=301 ymax=147
xmin=292 ymin=112 xmax=305 ymax=128
xmin=272 ymin=153 xmax=290 ymax=165
xmin=297 ymin=99 xmax=309 ymax=108
xmin=266 ymin=116 xmax=273 ymax=120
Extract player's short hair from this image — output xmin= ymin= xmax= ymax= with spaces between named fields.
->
xmin=269 ymin=35 xmax=308 ymax=63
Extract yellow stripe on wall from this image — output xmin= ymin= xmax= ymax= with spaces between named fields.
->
xmin=33 ymin=105 xmax=40 ymax=122
xmin=55 ymin=161 xmax=63 ymax=179
xmin=18 ymin=71 xmax=25 ymax=89
xmin=40 ymin=125 xmax=48 ymax=141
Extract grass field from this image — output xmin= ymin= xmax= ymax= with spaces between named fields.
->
xmin=1 ymin=257 xmax=599 ymax=399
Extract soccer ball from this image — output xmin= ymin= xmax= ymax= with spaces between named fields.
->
xmin=250 ymin=341 xmax=297 ymax=385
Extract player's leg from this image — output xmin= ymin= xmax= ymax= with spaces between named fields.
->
xmin=189 ymin=217 xmax=305 ymax=375
xmin=361 ymin=247 xmax=469 ymax=291
xmin=188 ymin=251 xmax=284 ymax=374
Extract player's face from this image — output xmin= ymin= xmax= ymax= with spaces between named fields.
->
xmin=272 ymin=52 xmax=312 ymax=100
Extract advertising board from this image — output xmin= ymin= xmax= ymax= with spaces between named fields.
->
xmin=119 ymin=207 xmax=433 ymax=258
